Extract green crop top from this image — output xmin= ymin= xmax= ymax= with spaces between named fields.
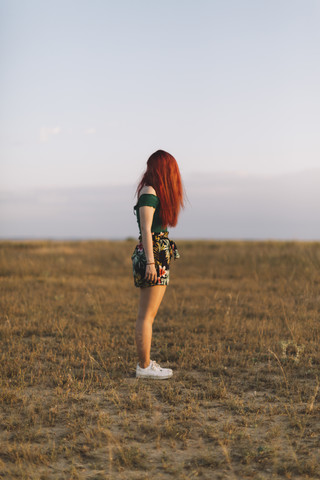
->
xmin=134 ymin=194 xmax=167 ymax=234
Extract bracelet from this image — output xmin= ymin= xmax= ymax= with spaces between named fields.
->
xmin=146 ymin=262 xmax=155 ymax=265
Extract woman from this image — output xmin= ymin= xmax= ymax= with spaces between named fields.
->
xmin=131 ymin=150 xmax=184 ymax=379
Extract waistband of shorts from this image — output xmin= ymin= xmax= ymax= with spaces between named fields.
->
xmin=138 ymin=231 xmax=169 ymax=241
xmin=137 ymin=231 xmax=180 ymax=260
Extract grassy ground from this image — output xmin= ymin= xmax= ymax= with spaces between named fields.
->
xmin=0 ymin=239 xmax=319 ymax=480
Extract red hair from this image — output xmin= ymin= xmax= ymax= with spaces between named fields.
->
xmin=136 ymin=150 xmax=184 ymax=227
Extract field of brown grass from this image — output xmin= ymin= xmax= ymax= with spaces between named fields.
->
xmin=0 ymin=239 xmax=319 ymax=479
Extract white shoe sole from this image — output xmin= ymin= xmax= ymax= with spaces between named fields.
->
xmin=136 ymin=372 xmax=173 ymax=379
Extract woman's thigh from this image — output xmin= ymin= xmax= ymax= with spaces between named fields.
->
xmin=138 ymin=285 xmax=167 ymax=321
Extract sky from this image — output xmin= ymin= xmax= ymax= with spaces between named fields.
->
xmin=1 ymin=0 xmax=320 ymax=239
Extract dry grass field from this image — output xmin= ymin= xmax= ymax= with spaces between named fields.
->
xmin=0 ymin=239 xmax=319 ymax=480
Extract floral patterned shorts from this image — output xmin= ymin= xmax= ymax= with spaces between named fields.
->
xmin=131 ymin=231 xmax=180 ymax=288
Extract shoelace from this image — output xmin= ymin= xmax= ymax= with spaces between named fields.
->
xmin=150 ymin=360 xmax=161 ymax=370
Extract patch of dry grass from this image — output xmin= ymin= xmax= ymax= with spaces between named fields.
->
xmin=0 ymin=239 xmax=319 ymax=479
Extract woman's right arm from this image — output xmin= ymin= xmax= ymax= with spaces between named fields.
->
xmin=139 ymin=206 xmax=157 ymax=283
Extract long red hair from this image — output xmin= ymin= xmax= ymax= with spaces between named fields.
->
xmin=136 ymin=150 xmax=184 ymax=227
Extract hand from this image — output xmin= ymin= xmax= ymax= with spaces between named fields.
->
xmin=144 ymin=263 xmax=157 ymax=283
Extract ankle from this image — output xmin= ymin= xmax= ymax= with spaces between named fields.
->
xmin=139 ymin=360 xmax=150 ymax=369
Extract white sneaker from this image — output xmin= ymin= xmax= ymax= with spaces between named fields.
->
xmin=136 ymin=360 xmax=173 ymax=379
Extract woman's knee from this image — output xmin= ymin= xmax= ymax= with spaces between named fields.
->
xmin=137 ymin=311 xmax=155 ymax=325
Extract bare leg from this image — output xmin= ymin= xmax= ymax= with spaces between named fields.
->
xmin=135 ymin=285 xmax=167 ymax=368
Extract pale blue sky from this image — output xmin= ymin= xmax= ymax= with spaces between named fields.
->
xmin=1 ymin=1 xmax=320 ymax=239
xmin=1 ymin=0 xmax=320 ymax=192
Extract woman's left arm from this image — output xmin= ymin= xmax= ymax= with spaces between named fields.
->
xmin=139 ymin=205 xmax=157 ymax=283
